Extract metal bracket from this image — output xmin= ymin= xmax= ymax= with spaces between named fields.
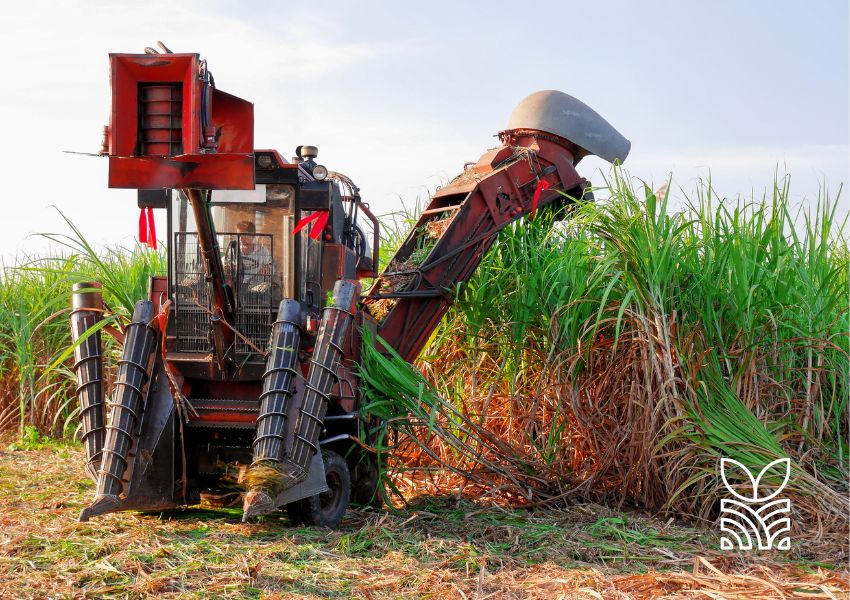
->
xmin=273 ymin=451 xmax=329 ymax=506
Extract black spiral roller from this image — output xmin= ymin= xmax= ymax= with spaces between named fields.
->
xmin=287 ymin=280 xmax=360 ymax=479
xmin=70 ymin=282 xmax=106 ymax=481
xmin=253 ymin=300 xmax=302 ymax=466
xmin=80 ymin=301 xmax=157 ymax=522
xmin=242 ymin=281 xmax=360 ymax=520
xmin=242 ymin=300 xmax=303 ymax=519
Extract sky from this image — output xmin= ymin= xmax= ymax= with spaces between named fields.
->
xmin=0 ymin=0 xmax=847 ymax=263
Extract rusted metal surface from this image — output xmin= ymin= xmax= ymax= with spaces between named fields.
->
xmin=365 ymin=133 xmax=585 ymax=362
xmin=107 ymin=53 xmax=254 ymax=190
xmin=186 ymin=188 xmax=235 ymax=371
xmin=108 ymin=154 xmax=255 ymax=190
xmin=186 ymin=398 xmax=260 ymax=429
xmin=148 ymin=276 xmax=168 ymax=314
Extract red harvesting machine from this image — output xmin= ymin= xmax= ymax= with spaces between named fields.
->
xmin=71 ymin=46 xmax=629 ymax=525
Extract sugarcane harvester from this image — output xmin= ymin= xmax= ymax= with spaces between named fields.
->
xmin=71 ymin=47 xmax=629 ymax=525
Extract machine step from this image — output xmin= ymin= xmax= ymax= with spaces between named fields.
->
xmin=186 ymin=398 xmax=259 ymax=429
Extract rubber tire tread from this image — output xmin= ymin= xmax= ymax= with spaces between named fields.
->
xmin=285 ymin=450 xmax=350 ymax=528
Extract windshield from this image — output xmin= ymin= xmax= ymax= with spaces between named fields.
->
xmin=169 ymin=189 xmax=295 ymax=355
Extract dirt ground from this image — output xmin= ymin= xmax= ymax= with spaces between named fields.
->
xmin=0 ymin=442 xmax=846 ymax=599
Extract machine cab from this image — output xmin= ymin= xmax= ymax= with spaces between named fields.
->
xmin=154 ymin=149 xmax=378 ymax=372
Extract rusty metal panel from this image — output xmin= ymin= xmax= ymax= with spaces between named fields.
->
xmin=108 ymin=154 xmax=255 ymax=190
xmin=109 ymin=54 xmax=201 ymax=157
xmin=147 ymin=276 xmax=168 ymax=315
xmin=185 ymin=398 xmax=259 ymax=429
xmin=366 ymin=135 xmax=584 ymax=361
xmin=321 ymin=244 xmax=344 ymax=293
xmin=211 ymin=88 xmax=254 ymax=154
xmin=107 ymin=53 xmax=255 ymax=190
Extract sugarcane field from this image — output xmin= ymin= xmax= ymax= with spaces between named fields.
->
xmin=1 ymin=2 xmax=848 ymax=599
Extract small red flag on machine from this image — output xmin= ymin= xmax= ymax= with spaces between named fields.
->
xmin=138 ymin=208 xmax=157 ymax=249
xmin=530 ymin=178 xmax=551 ymax=221
xmin=292 ymin=211 xmax=329 ymax=240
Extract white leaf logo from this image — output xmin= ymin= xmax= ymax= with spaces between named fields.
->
xmin=719 ymin=457 xmax=791 ymax=551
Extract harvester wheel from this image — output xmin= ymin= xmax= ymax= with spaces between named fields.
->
xmin=350 ymin=454 xmax=383 ymax=509
xmin=286 ymin=450 xmax=350 ymax=528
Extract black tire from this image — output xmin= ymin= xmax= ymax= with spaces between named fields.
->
xmin=285 ymin=450 xmax=350 ymax=528
xmin=350 ymin=454 xmax=383 ymax=509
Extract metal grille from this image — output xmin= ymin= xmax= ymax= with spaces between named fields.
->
xmin=173 ymin=232 xmax=274 ymax=356
xmin=138 ymin=83 xmax=183 ymax=156
xmin=174 ymin=233 xmax=211 ymax=353
xmin=235 ymin=233 xmax=273 ymax=354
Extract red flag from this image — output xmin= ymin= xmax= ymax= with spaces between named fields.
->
xmin=292 ymin=211 xmax=330 ymax=240
xmin=138 ymin=208 xmax=158 ymax=249
xmin=138 ymin=209 xmax=148 ymax=244
xmin=530 ymin=178 xmax=551 ymax=221
xmin=146 ymin=207 xmax=157 ymax=250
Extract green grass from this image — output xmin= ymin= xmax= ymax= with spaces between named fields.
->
xmin=0 ymin=210 xmax=165 ymax=436
xmin=359 ymin=169 xmax=849 ymax=537
xmin=0 ymin=443 xmax=845 ymax=598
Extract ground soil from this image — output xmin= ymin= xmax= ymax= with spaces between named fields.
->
xmin=0 ymin=443 xmax=846 ymax=599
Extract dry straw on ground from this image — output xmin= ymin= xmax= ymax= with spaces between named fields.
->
xmin=0 ymin=443 xmax=846 ymax=599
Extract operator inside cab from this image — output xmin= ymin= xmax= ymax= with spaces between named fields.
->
xmin=235 ymin=220 xmax=272 ymax=287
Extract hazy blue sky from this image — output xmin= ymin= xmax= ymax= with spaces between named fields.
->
xmin=1 ymin=0 xmax=847 ymax=261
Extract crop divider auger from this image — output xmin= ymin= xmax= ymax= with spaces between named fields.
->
xmin=71 ymin=45 xmax=629 ymax=526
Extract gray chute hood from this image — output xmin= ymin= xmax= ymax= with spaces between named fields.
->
xmin=507 ymin=90 xmax=630 ymax=164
